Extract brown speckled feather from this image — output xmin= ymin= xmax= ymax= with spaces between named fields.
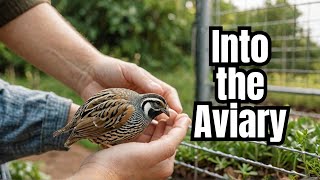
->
xmin=74 ymin=99 xmax=134 ymax=137
xmin=53 ymin=89 xmax=136 ymax=144
xmin=53 ymin=88 xmax=169 ymax=148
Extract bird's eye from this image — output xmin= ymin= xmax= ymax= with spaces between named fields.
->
xmin=156 ymin=101 xmax=161 ymax=105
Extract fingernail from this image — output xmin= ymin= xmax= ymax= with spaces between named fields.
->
xmin=169 ymin=108 xmax=178 ymax=117
xmin=179 ymin=116 xmax=191 ymax=126
xmin=174 ymin=100 xmax=183 ymax=113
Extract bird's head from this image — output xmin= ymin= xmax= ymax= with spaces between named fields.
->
xmin=141 ymin=94 xmax=170 ymax=120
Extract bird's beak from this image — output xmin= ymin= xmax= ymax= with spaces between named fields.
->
xmin=161 ymin=106 xmax=170 ymax=117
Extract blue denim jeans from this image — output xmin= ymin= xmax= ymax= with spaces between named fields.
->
xmin=0 ymin=79 xmax=72 ymax=164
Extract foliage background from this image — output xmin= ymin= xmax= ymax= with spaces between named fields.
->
xmin=1 ymin=0 xmax=320 ymax=178
xmin=1 ymin=0 xmax=320 ymax=72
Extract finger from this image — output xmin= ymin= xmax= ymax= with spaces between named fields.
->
xmin=151 ymin=120 xmax=167 ymax=141
xmin=155 ymin=108 xmax=176 ymax=122
xmin=146 ymin=115 xmax=191 ymax=165
xmin=162 ymin=86 xmax=182 ymax=113
xmin=157 ymin=86 xmax=182 ymax=113
xmin=142 ymin=122 xmax=157 ymax=136
xmin=122 ymin=64 xmax=164 ymax=95
xmin=132 ymin=123 xmax=157 ymax=142
xmin=155 ymin=113 xmax=169 ymax=121
xmin=169 ymin=150 xmax=177 ymax=161
xmin=81 ymin=82 xmax=105 ymax=101
xmin=166 ymin=109 xmax=178 ymax=126
xmin=151 ymin=119 xmax=158 ymax=125
xmin=152 ymin=110 xmax=179 ymax=141
xmin=165 ymin=113 xmax=188 ymax=134
xmin=142 ymin=69 xmax=183 ymax=113
xmin=133 ymin=133 xmax=152 ymax=143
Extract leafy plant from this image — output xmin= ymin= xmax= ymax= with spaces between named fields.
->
xmin=175 ymin=117 xmax=320 ymax=178
xmin=51 ymin=0 xmax=194 ymax=71
xmin=208 ymin=157 xmax=231 ymax=171
xmin=234 ymin=164 xmax=258 ymax=179
xmin=8 ymin=161 xmax=50 ymax=180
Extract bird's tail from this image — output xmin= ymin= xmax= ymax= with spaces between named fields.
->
xmin=53 ymin=121 xmax=75 ymax=137
xmin=53 ymin=128 xmax=68 ymax=137
xmin=64 ymin=136 xmax=81 ymax=148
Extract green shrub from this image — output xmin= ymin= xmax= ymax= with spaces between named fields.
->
xmin=51 ymin=0 xmax=194 ymax=70
xmin=8 ymin=161 xmax=50 ymax=180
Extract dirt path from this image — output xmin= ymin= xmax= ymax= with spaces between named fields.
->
xmin=22 ymin=145 xmax=93 ymax=180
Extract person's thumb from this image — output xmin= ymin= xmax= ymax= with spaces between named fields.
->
xmin=145 ymin=114 xmax=190 ymax=165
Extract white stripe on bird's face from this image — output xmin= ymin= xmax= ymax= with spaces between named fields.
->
xmin=143 ymin=102 xmax=152 ymax=118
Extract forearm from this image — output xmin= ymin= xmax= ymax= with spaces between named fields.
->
xmin=0 ymin=0 xmax=50 ymax=27
xmin=0 ymin=79 xmax=74 ymax=163
xmin=0 ymin=3 xmax=101 ymax=95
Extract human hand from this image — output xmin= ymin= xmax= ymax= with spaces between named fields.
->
xmin=79 ymin=55 xmax=182 ymax=113
xmin=69 ymin=111 xmax=190 ymax=180
xmin=0 ymin=3 xmax=181 ymax=113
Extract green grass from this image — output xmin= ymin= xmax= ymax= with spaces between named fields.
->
xmin=266 ymin=92 xmax=320 ymax=112
xmin=268 ymin=73 xmax=320 ymax=89
xmin=1 ymin=70 xmax=83 ymax=105
xmin=266 ymin=72 xmax=320 ymax=112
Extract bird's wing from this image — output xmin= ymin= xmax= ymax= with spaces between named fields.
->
xmin=72 ymin=88 xmax=136 ymax=124
xmin=85 ymin=88 xmax=138 ymax=105
xmin=60 ymin=88 xmax=137 ymax=138
xmin=74 ymin=99 xmax=135 ymax=137
xmin=71 ymin=89 xmax=136 ymax=137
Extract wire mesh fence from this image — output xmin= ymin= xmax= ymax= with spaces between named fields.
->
xmin=211 ymin=0 xmax=320 ymax=97
xmin=178 ymin=0 xmax=320 ymax=179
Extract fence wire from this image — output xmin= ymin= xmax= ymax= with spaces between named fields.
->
xmin=179 ymin=142 xmax=307 ymax=177
xmin=249 ymin=141 xmax=320 ymax=159
xmin=185 ymin=0 xmax=320 ymax=179
xmin=174 ymin=160 xmax=227 ymax=179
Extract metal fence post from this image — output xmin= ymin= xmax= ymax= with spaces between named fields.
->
xmin=195 ymin=0 xmax=212 ymax=101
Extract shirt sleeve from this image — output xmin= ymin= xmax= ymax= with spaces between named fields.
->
xmin=0 ymin=0 xmax=51 ymax=27
xmin=0 ymin=79 xmax=72 ymax=164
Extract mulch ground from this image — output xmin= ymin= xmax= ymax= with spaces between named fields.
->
xmin=21 ymin=144 xmax=92 ymax=180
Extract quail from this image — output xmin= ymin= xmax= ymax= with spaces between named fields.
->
xmin=53 ymin=88 xmax=170 ymax=148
